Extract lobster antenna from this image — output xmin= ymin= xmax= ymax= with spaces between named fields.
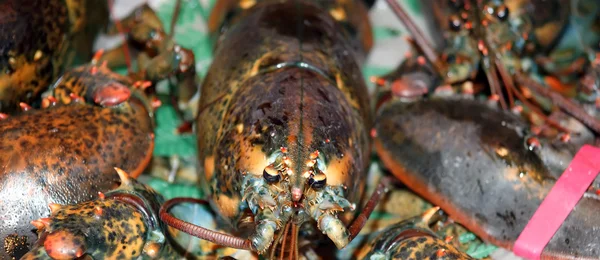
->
xmin=107 ymin=0 xmax=133 ymax=74
xmin=384 ymin=0 xmax=443 ymax=73
xmin=495 ymin=60 xmax=571 ymax=134
xmin=159 ymin=198 xmax=254 ymax=250
xmin=169 ymin=0 xmax=183 ymax=39
xmin=468 ymin=0 xmax=510 ymax=110
xmin=515 ymin=73 xmax=600 ymax=134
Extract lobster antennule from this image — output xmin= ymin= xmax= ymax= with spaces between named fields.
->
xmin=268 ymin=222 xmax=299 ymax=260
xmin=169 ymin=0 xmax=182 ymax=39
xmin=515 ymin=72 xmax=600 ymax=134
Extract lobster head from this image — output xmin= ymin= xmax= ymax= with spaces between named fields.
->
xmin=204 ymin=67 xmax=371 ymax=252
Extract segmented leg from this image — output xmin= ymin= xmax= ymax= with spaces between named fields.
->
xmin=101 ymin=2 xmax=198 ymax=121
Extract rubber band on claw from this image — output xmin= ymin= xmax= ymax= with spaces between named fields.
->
xmin=513 ymin=145 xmax=600 ymax=259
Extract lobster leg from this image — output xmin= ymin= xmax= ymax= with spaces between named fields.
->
xmin=101 ymin=3 xmax=199 ymax=122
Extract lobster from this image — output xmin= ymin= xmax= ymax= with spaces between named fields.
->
xmin=362 ymin=207 xmax=475 ymax=260
xmin=159 ymin=0 xmax=391 ymax=258
xmin=0 ymin=2 xmax=198 ymax=258
xmin=0 ymin=0 xmax=109 ymax=114
xmin=370 ymin=0 xmax=600 ymax=258
xmin=20 ymin=168 xmax=178 ymax=260
xmin=0 ymin=53 xmax=155 ymax=260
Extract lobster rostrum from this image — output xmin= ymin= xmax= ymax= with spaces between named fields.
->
xmin=21 ymin=168 xmax=177 ymax=260
xmin=160 ymin=0 xmax=388 ymax=258
xmin=0 ymin=0 xmax=109 ymax=114
xmin=363 ymin=207 xmax=474 ymax=260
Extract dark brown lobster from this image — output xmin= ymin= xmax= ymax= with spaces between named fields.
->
xmin=0 ymin=0 xmax=108 ymax=113
xmin=371 ymin=0 xmax=600 ymax=258
xmin=1 ymin=2 xmax=198 ymax=258
xmin=159 ymin=0 xmax=389 ymax=259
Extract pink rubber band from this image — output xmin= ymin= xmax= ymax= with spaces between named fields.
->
xmin=513 ymin=145 xmax=600 ymax=259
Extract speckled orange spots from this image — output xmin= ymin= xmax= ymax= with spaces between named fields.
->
xmin=204 ymin=155 xmax=216 ymax=180
xmin=1 ymin=99 xmax=153 ymax=256
xmin=0 ymin=0 xmax=108 ymax=114
xmin=237 ymin=143 xmax=269 ymax=177
xmin=44 ymin=230 xmax=85 ymax=259
xmin=324 ymin=152 xmax=353 ymax=186
xmin=216 ymin=194 xmax=241 ymax=218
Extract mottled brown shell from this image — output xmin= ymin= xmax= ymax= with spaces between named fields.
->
xmin=375 ymin=98 xmax=600 ymax=258
xmin=363 ymin=208 xmax=474 ymax=260
xmin=0 ymin=100 xmax=153 ymax=259
xmin=21 ymin=170 xmax=175 ymax=259
xmin=196 ymin=0 xmax=372 ymax=233
xmin=0 ymin=0 xmax=108 ymax=113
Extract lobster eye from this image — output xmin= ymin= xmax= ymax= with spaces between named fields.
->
xmin=308 ymin=172 xmax=327 ymax=189
xmin=448 ymin=15 xmax=462 ymax=32
xmin=496 ymin=5 xmax=509 ymax=21
xmin=263 ymin=164 xmax=281 ymax=183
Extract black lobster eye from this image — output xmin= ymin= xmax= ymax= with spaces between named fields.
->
xmin=448 ymin=15 xmax=462 ymax=32
xmin=263 ymin=164 xmax=281 ymax=183
xmin=496 ymin=5 xmax=509 ymax=21
xmin=308 ymin=171 xmax=327 ymax=189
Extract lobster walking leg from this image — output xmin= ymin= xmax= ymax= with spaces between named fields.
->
xmin=100 ymin=3 xmax=198 ymax=121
